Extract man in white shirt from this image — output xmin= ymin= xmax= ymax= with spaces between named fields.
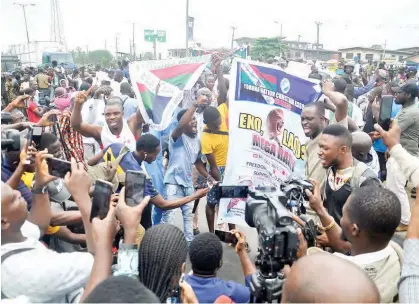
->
xmin=1 ymin=152 xmax=94 ymax=302
xmin=110 ymin=70 xmax=128 ymax=97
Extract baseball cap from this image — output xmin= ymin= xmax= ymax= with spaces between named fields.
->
xmin=392 ymin=83 xmax=418 ymax=98
xmin=378 ymin=69 xmax=387 ymax=79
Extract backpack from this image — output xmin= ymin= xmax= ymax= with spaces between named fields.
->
xmin=324 ymin=160 xmax=381 ymax=198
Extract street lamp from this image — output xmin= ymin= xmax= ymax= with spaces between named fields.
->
xmin=14 ymin=2 xmax=35 ymax=66
xmin=274 ymin=21 xmax=283 ymax=37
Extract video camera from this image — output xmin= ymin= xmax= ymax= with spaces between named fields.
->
xmin=213 ymin=178 xmax=316 ymax=302
xmin=1 ymin=129 xmax=21 ymax=152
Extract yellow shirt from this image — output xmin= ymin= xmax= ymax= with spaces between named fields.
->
xmin=201 ymin=104 xmax=229 ymax=167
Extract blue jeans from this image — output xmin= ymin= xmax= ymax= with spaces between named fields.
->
xmin=161 ymin=184 xmax=194 ymax=243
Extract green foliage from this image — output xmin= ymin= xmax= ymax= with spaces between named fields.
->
xmin=71 ymin=48 xmax=114 ymax=67
xmin=249 ymin=37 xmax=288 ymax=60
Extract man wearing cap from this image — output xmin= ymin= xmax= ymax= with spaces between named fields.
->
xmin=387 ymin=83 xmax=419 ymax=231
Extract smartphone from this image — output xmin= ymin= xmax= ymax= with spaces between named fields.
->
xmin=217 ymin=185 xmax=249 ymax=199
xmin=46 ymin=157 xmax=72 ymax=178
xmin=106 ymin=152 xmax=111 ymax=165
xmin=215 ymin=230 xmax=238 ymax=245
xmin=32 ymin=126 xmax=43 ymax=148
xmin=378 ymin=95 xmax=394 ymax=131
xmin=26 ymin=127 xmax=33 ymax=151
xmin=90 ymin=179 xmax=113 ymax=221
xmin=125 ymin=170 xmax=147 ymax=207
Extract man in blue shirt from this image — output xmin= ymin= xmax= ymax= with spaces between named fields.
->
xmin=160 ymin=97 xmax=211 ymax=243
xmin=88 ymin=134 xmax=209 ymax=229
xmin=120 ymin=83 xmax=139 ymax=119
xmin=186 ymin=232 xmax=255 ymax=303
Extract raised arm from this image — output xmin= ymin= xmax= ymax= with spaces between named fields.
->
xmin=70 ymin=88 xmax=102 ymax=141
xmin=322 ymin=81 xmax=348 ymax=122
xmin=214 ymin=56 xmax=228 ymax=106
xmin=171 ymin=97 xmax=206 ymax=141
xmin=127 ymin=106 xmax=145 ymax=139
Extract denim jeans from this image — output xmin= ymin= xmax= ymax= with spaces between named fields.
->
xmin=161 ymin=184 xmax=194 ymax=243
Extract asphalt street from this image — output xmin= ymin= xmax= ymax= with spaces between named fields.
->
xmin=172 ymin=198 xmax=259 ymax=284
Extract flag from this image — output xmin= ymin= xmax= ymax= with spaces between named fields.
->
xmin=130 ymin=55 xmax=211 ymax=131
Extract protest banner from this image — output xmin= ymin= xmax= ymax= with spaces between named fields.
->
xmin=217 ymin=58 xmax=322 ymax=226
xmin=130 ymin=55 xmax=211 ymax=131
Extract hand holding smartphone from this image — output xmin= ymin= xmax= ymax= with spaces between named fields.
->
xmin=125 ymin=170 xmax=147 ymax=207
xmin=378 ymin=95 xmax=394 ymax=131
xmin=46 ymin=157 xmax=72 ymax=178
xmin=215 ymin=230 xmax=238 ymax=246
xmin=90 ymin=179 xmax=113 ymax=221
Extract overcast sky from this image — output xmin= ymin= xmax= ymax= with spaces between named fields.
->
xmin=2 ymin=0 xmax=419 ymax=54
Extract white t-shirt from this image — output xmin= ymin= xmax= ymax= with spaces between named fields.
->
xmin=1 ymin=221 xmax=93 ymax=303
xmin=100 ymin=119 xmax=136 ymax=151
xmin=110 ymin=78 xmax=128 ymax=97
xmin=81 ymin=98 xmax=106 ymax=146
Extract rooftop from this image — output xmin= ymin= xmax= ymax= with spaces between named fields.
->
xmin=338 ymin=46 xmax=413 ymax=55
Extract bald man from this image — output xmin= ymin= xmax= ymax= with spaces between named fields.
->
xmin=351 ymin=131 xmax=380 ymax=177
xmin=282 ymin=254 xmax=380 ymax=303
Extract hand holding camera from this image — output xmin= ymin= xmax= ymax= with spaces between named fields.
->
xmin=64 ymin=158 xmax=92 ymax=201
xmin=33 ymin=149 xmax=57 ymax=188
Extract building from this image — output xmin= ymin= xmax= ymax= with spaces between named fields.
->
xmin=338 ymin=46 xmax=413 ymax=62
xmin=234 ymin=37 xmax=340 ymax=61
xmin=396 ymin=47 xmax=419 ymax=54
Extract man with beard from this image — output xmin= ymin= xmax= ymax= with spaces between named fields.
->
xmin=303 ymin=185 xmax=403 ymax=303
xmin=70 ymin=88 xmax=144 ymax=152
xmin=301 ymin=79 xmax=349 ymax=192
xmin=315 ymin=124 xmax=380 ymax=224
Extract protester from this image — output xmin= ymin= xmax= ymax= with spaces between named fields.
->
xmin=52 ymin=87 xmax=71 ymax=112
xmin=120 ymin=82 xmax=138 ymax=119
xmin=58 ymin=96 xmax=87 ymax=169
xmin=282 ymin=254 xmax=380 ymax=303
xmin=386 ymin=83 xmax=419 ymax=231
xmin=87 ymin=134 xmax=209 ymax=228
xmin=185 ymin=231 xmax=255 ymax=303
xmin=351 ymin=131 xmax=380 ymax=176
xmin=317 ymin=124 xmax=380 ymax=225
xmin=71 ymin=89 xmax=143 ymax=152
xmin=201 ymin=105 xmax=229 ymax=232
xmin=1 ymin=152 xmax=94 ymax=302
xmin=23 ymin=88 xmax=44 ymax=123
xmin=83 ymin=276 xmax=159 ymax=303
xmin=160 ymin=97 xmax=213 ymax=244
xmin=34 ymin=68 xmax=51 ymax=98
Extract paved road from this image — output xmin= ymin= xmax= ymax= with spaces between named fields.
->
xmin=172 ymin=198 xmax=259 ymax=284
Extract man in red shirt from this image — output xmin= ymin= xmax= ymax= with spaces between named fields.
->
xmin=23 ymin=88 xmax=44 ymax=123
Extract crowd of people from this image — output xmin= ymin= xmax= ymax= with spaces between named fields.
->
xmin=1 ymin=54 xmax=419 ymax=303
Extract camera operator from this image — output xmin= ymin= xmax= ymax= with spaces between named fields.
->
xmin=282 ymin=254 xmax=380 ymax=303
xmin=185 ymin=231 xmax=255 ymax=303
xmin=1 ymin=153 xmax=95 ymax=302
xmin=304 ymin=184 xmax=402 ymax=302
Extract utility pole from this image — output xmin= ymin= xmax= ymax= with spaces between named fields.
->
xmin=14 ymin=2 xmax=35 ymax=66
xmin=297 ymin=34 xmax=302 ymax=42
xmin=115 ymin=35 xmax=119 ymax=54
xmin=153 ymin=34 xmax=157 ymax=60
xmin=274 ymin=21 xmax=283 ymax=37
xmin=104 ymin=40 xmax=107 ymax=50
xmin=383 ymin=40 xmax=387 ymax=59
xmin=132 ymin=23 xmax=136 ymax=60
xmin=230 ymin=26 xmax=237 ymax=49
xmin=185 ymin=0 xmax=189 ymax=57
xmin=315 ymin=21 xmax=322 ymax=46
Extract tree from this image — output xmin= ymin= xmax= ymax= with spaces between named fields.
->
xmin=71 ymin=48 xmax=114 ymax=67
xmin=249 ymin=37 xmax=288 ymax=60
xmin=87 ymin=50 xmax=113 ymax=67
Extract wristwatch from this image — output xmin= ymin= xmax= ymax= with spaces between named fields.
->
xmin=31 ymin=186 xmax=47 ymax=194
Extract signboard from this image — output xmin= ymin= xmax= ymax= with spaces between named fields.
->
xmin=156 ymin=30 xmax=166 ymax=43
xmin=217 ymin=58 xmax=322 ymax=226
xmin=144 ymin=29 xmax=155 ymax=42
